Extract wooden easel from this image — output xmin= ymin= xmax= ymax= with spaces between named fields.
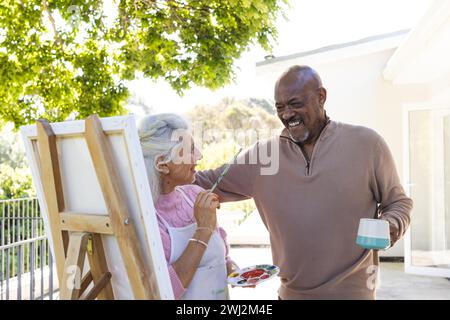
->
xmin=36 ymin=115 xmax=159 ymax=300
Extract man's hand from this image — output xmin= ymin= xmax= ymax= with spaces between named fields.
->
xmin=383 ymin=217 xmax=400 ymax=247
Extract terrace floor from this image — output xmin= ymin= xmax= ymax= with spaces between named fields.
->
xmin=228 ymin=246 xmax=450 ymax=300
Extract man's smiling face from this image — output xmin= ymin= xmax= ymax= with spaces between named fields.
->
xmin=274 ymin=69 xmax=327 ymax=145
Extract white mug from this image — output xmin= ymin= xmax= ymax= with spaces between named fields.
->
xmin=356 ymin=218 xmax=390 ymax=250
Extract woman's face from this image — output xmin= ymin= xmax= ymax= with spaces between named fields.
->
xmin=165 ymin=135 xmax=202 ymax=186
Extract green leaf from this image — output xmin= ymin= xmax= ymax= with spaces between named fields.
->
xmin=0 ymin=0 xmax=287 ymax=129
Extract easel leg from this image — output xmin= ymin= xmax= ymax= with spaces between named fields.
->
xmin=59 ymin=232 xmax=89 ymax=300
xmin=86 ymin=233 xmax=115 ymax=299
xmin=81 ymin=272 xmax=112 ymax=300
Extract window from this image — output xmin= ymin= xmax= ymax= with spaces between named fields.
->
xmin=405 ymin=107 xmax=450 ymax=277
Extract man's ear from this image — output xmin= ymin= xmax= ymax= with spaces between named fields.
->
xmin=318 ymin=87 xmax=327 ymax=107
xmin=155 ymin=155 xmax=170 ymax=174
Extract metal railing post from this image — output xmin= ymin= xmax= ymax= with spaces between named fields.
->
xmin=0 ymin=197 xmax=58 ymax=300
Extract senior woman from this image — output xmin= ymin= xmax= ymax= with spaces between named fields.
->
xmin=138 ymin=113 xmax=237 ymax=300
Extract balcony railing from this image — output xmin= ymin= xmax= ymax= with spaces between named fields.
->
xmin=0 ymin=197 xmax=57 ymax=300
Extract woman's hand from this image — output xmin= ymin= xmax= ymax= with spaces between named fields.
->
xmin=194 ymin=191 xmax=220 ymax=231
xmin=172 ymin=191 xmax=220 ymax=289
xmin=227 ymin=261 xmax=239 ymax=276
xmin=227 ymin=261 xmax=256 ymax=289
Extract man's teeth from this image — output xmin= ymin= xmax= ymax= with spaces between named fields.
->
xmin=288 ymin=120 xmax=302 ymax=128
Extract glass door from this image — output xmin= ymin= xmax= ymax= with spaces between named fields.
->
xmin=404 ymin=106 xmax=450 ymax=277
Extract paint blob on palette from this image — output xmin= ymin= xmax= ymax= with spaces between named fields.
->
xmin=227 ymin=264 xmax=280 ymax=287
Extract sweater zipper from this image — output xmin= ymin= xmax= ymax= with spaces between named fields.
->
xmin=306 ymin=121 xmax=332 ymax=175
xmin=281 ymin=121 xmax=330 ymax=176
xmin=299 ymin=148 xmax=311 ymax=176
xmin=306 ymin=159 xmax=311 ymax=175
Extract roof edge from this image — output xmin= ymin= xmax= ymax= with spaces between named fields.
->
xmin=256 ymin=29 xmax=411 ymax=67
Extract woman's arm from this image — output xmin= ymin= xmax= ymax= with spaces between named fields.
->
xmin=171 ymin=191 xmax=219 ymax=289
xmin=172 ymin=228 xmax=213 ymax=287
xmin=159 ymin=228 xmax=186 ymax=299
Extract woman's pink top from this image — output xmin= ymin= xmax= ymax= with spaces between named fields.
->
xmin=155 ymin=184 xmax=232 ymax=299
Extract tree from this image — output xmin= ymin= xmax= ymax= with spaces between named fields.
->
xmin=185 ymin=97 xmax=281 ymax=216
xmin=0 ymin=125 xmax=36 ymax=199
xmin=0 ymin=163 xmax=36 ymax=199
xmin=0 ymin=125 xmax=28 ymax=168
xmin=186 ymin=96 xmax=280 ymax=143
xmin=0 ymin=0 xmax=287 ymax=129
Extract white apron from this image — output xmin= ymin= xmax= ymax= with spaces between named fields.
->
xmin=157 ymin=187 xmax=229 ymax=300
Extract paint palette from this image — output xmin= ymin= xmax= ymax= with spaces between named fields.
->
xmin=227 ymin=264 xmax=280 ymax=287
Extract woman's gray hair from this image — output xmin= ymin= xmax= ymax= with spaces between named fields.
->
xmin=138 ymin=113 xmax=190 ymax=203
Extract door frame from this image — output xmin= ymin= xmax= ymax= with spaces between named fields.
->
xmin=403 ymin=102 xmax=450 ymax=277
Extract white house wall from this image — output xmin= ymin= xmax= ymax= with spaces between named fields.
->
xmin=383 ymin=0 xmax=450 ymax=85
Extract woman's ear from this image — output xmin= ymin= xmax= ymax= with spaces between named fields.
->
xmin=155 ymin=155 xmax=170 ymax=174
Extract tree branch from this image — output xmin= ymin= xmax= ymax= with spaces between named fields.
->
xmin=42 ymin=0 xmax=63 ymax=48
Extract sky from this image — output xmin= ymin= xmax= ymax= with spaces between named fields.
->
xmin=127 ymin=0 xmax=433 ymax=116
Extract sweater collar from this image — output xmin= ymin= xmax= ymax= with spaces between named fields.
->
xmin=280 ymin=118 xmax=337 ymax=143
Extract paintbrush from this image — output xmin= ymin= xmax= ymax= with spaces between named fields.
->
xmin=209 ymin=147 xmax=243 ymax=193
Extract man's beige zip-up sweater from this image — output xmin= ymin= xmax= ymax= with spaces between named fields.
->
xmin=195 ymin=120 xmax=412 ymax=300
